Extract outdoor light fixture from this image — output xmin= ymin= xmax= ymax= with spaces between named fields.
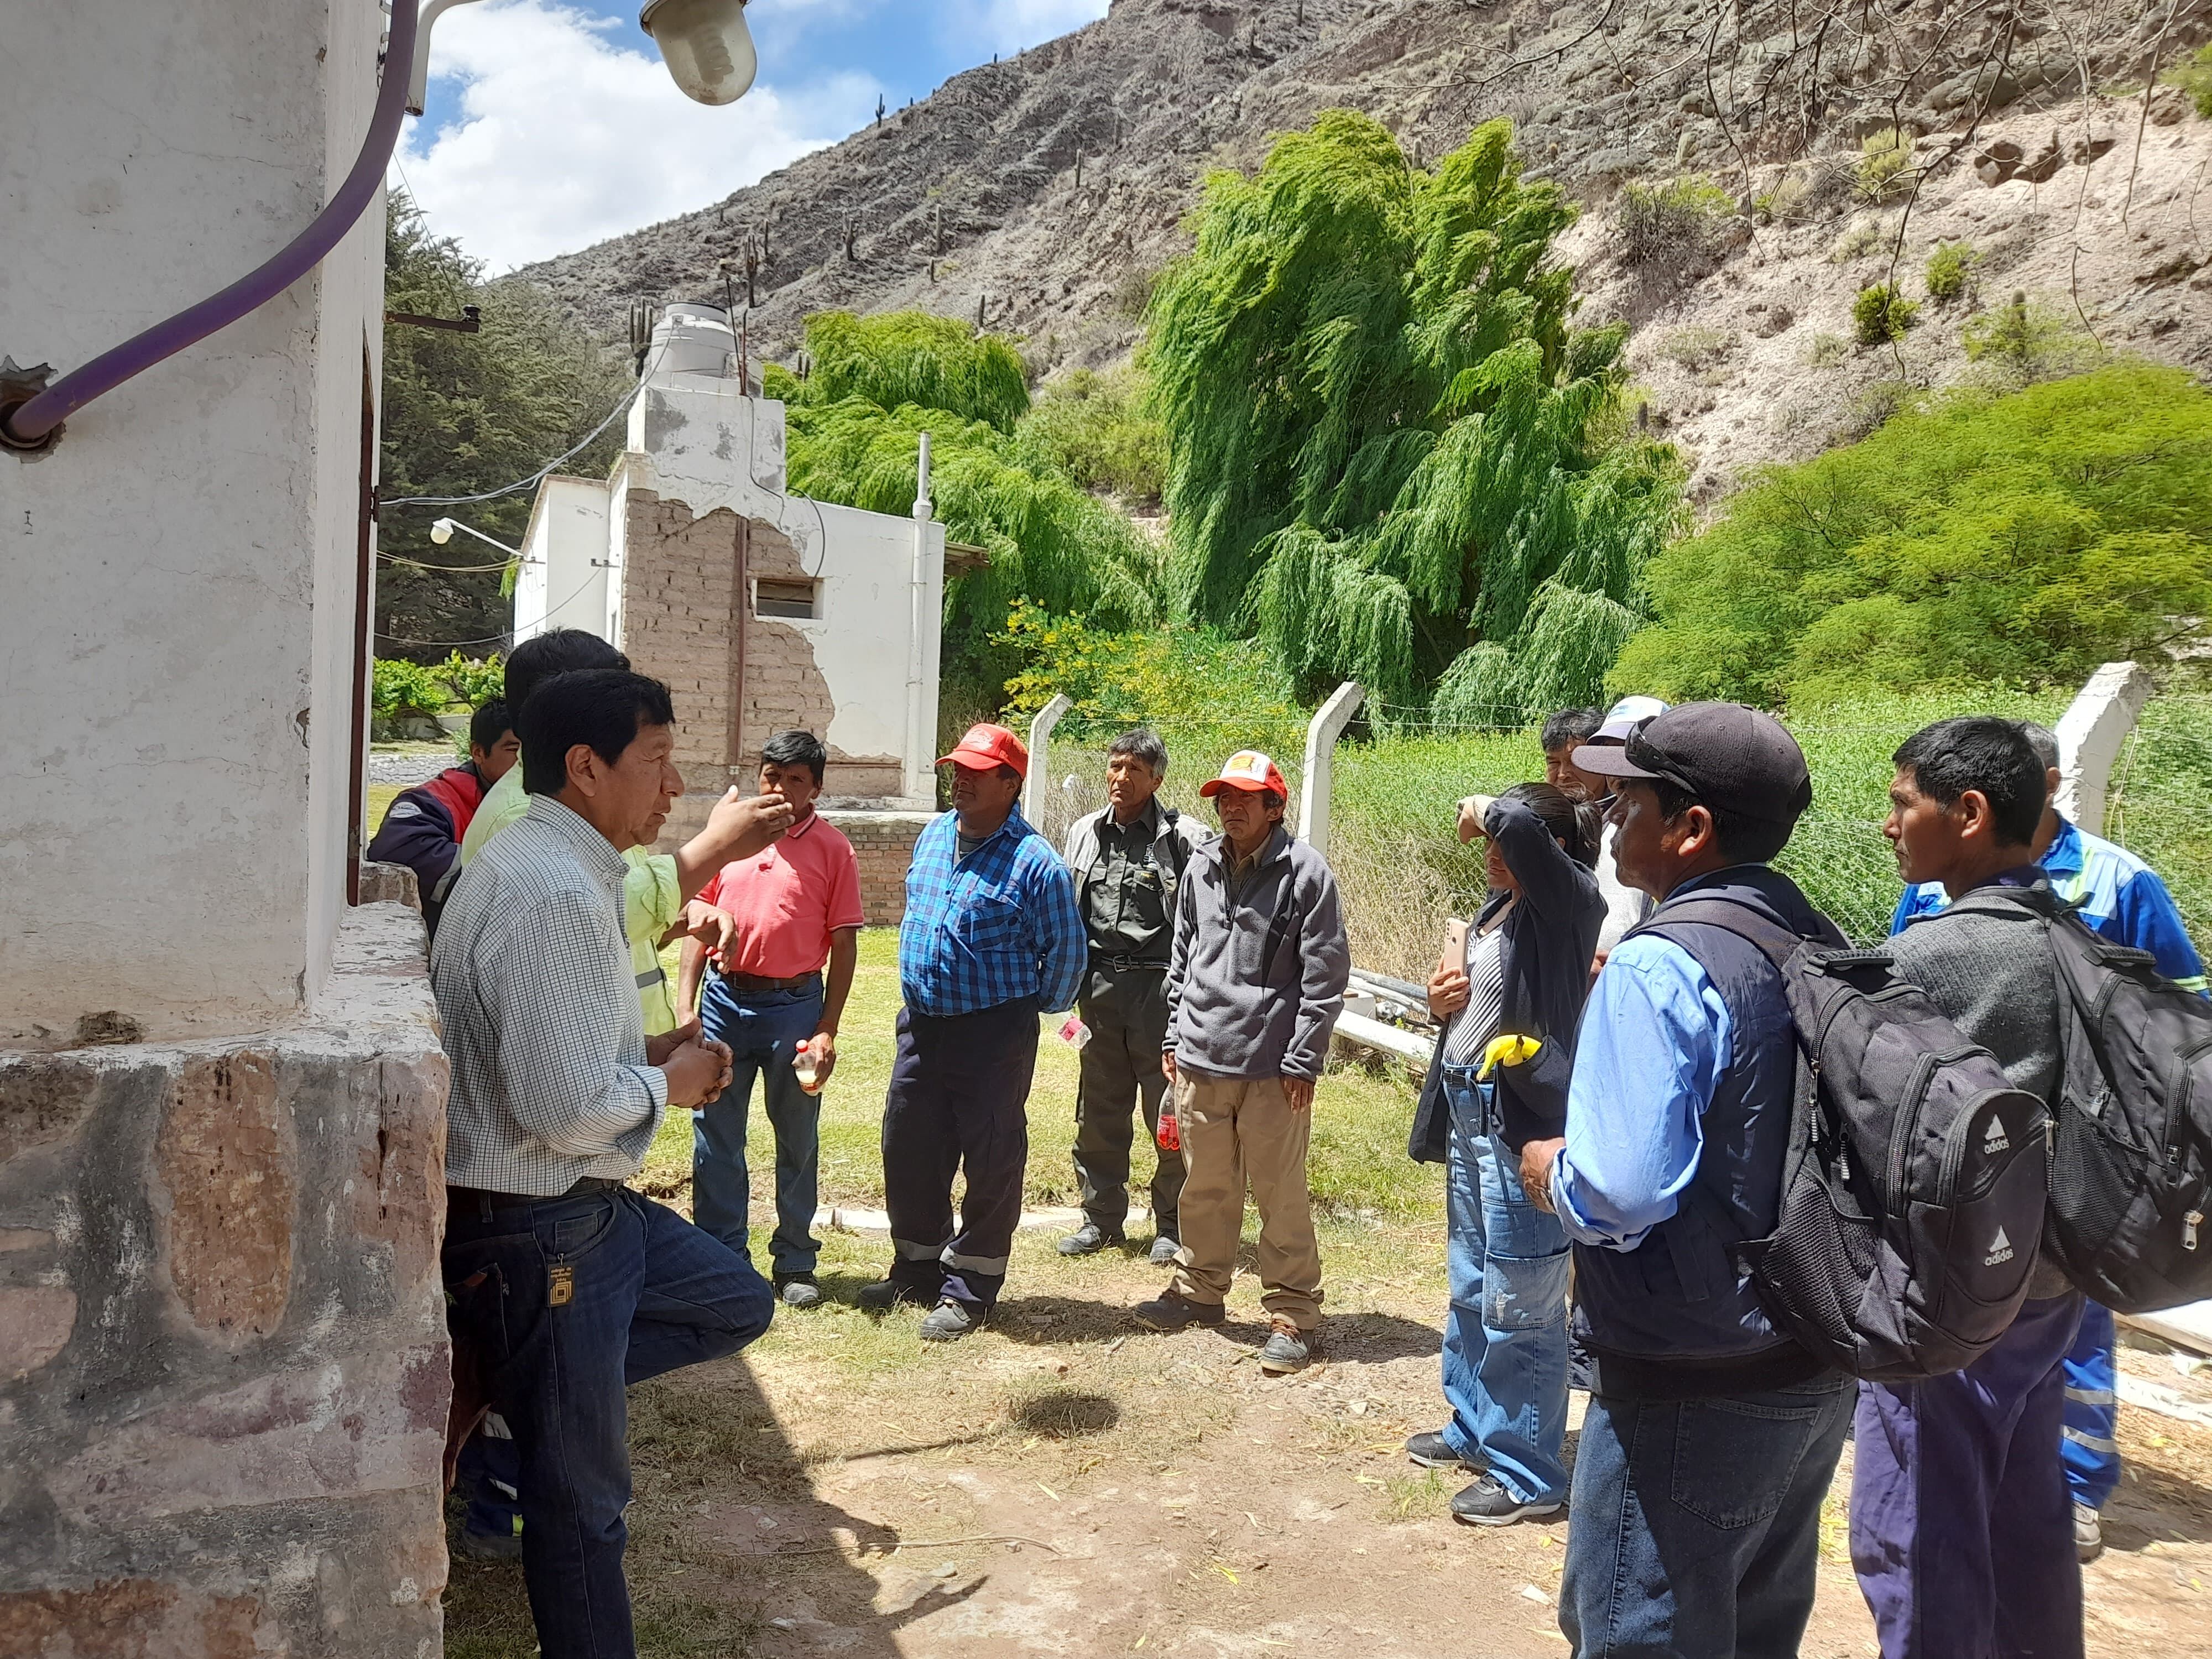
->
xmin=639 ymin=0 xmax=758 ymax=107
xmin=429 ymin=517 xmax=521 ymax=556
xmin=3 ymin=0 xmax=760 ymax=450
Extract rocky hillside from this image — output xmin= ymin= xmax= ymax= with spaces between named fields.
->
xmin=526 ymin=0 xmax=2212 ymax=494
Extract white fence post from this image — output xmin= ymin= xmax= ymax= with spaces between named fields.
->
xmin=1023 ymin=693 xmax=1072 ymax=823
xmin=2055 ymin=661 xmax=2153 ymax=834
xmin=1298 ymin=681 xmax=1365 ymax=857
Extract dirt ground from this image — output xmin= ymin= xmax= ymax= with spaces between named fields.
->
xmin=442 ymin=1217 xmax=2212 ymax=1659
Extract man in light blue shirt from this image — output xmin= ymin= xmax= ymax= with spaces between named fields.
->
xmin=1892 ymin=721 xmax=2206 ymax=1562
xmin=1519 ymin=703 xmax=1845 ymax=1659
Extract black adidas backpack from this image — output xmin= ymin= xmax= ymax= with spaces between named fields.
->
xmin=1643 ymin=898 xmax=2051 ymax=1381
xmin=1948 ymin=886 xmax=2212 ymax=1312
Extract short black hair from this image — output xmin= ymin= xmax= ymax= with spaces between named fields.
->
xmin=1892 ymin=717 xmax=2045 ymax=848
xmin=759 ymin=728 xmax=827 ymax=786
xmin=505 ymin=628 xmax=628 ymax=715
xmin=1648 ymin=779 xmax=1796 ymax=864
xmin=519 ymin=670 xmax=675 ymax=795
xmin=1108 ymin=728 xmax=1169 ymax=775
xmin=468 ymin=698 xmax=513 ymax=754
xmin=1541 ymin=707 xmax=1604 ymax=755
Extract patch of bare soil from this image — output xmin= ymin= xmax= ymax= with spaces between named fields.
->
xmin=444 ymin=1229 xmax=2212 ymax=1657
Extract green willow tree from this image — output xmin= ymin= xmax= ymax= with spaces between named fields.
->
xmin=379 ymin=190 xmax=630 ymax=660
xmin=767 ymin=310 xmax=1164 ymax=697
xmin=1149 ymin=112 xmax=1681 ymax=717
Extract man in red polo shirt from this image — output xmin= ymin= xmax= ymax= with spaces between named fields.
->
xmin=676 ymin=730 xmax=863 ymax=1309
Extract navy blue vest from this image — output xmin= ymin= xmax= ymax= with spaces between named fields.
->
xmin=1572 ymin=865 xmax=1831 ymax=1398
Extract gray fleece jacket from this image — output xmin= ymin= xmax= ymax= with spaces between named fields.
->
xmin=1165 ymin=825 xmax=1351 ymax=1082
xmin=1888 ymin=877 xmax=2073 ymax=1300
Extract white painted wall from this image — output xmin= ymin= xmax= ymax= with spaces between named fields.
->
xmin=0 ymin=0 xmax=388 ymax=1044
xmin=515 ymin=476 xmax=614 ymax=642
xmin=806 ymin=500 xmax=946 ymax=805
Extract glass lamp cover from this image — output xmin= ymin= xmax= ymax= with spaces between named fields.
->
xmin=640 ymin=0 xmax=758 ymax=106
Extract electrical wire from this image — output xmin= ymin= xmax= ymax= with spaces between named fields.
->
xmin=377 ymin=551 xmax=520 ymax=573
xmin=374 ymin=568 xmax=603 ymax=650
xmin=382 ymin=335 xmax=672 ymax=509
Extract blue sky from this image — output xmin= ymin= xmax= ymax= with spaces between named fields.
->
xmin=395 ymin=1 xmax=1110 ymax=272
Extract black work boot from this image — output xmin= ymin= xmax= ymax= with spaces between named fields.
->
xmin=1057 ymin=1220 xmax=1125 ymax=1256
xmin=1131 ymin=1291 xmax=1225 ymax=1332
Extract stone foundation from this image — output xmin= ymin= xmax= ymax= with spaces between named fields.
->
xmin=0 ymin=899 xmax=451 ymax=1657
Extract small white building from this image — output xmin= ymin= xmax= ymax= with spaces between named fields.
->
xmin=515 ymin=304 xmax=957 ymax=834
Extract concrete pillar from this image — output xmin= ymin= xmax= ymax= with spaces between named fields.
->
xmin=1298 ymin=681 xmax=1365 ymax=857
xmin=1024 ymin=693 xmax=1073 ymax=824
xmin=2055 ymin=661 xmax=2154 ymax=834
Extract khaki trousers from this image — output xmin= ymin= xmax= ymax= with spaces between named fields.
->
xmin=1166 ymin=1071 xmax=1323 ymax=1331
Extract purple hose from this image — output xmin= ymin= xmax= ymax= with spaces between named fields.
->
xmin=1 ymin=0 xmax=421 ymax=447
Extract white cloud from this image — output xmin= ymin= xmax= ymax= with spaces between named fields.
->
xmin=941 ymin=0 xmax=1111 ymax=55
xmin=393 ymin=1 xmax=879 ymax=272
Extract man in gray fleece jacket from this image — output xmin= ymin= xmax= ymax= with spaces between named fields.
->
xmin=1132 ymin=749 xmax=1350 ymax=1373
xmin=1852 ymin=717 xmax=2085 ymax=1659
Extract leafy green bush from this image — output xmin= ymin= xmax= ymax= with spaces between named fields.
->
xmin=1963 ymin=291 xmax=2104 ymax=388
xmin=373 ymin=658 xmax=448 ymax=722
xmin=1610 ymin=364 xmax=2212 ymax=708
xmin=436 ymin=652 xmax=506 ymax=709
xmin=1923 ymin=240 xmax=1979 ymax=302
xmin=1853 ymin=283 xmax=1921 ymax=345
xmin=1618 ymin=174 xmax=1736 ymax=267
xmin=2163 ymin=42 xmax=2212 ymax=118
xmin=1856 ymin=127 xmax=1912 ymax=202
xmin=1018 ymin=365 xmax=1167 ymax=504
xmin=1149 ymin=111 xmax=1682 ymax=717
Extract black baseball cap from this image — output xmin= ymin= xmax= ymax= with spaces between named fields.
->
xmin=1572 ymin=702 xmax=1813 ymax=827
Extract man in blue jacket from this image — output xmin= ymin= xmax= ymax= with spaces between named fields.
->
xmin=857 ymin=723 xmax=1084 ymax=1342
xmin=1892 ymin=720 xmax=2205 ymax=1560
xmin=1519 ymin=704 xmax=1845 ymax=1659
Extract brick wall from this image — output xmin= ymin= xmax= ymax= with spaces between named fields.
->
xmin=824 ymin=810 xmax=936 ymax=928
xmin=624 ymin=489 xmax=908 ymax=852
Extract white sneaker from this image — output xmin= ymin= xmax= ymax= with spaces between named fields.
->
xmin=2074 ymin=1502 xmax=2103 ymax=1563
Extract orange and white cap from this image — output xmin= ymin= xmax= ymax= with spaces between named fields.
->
xmin=1199 ymin=749 xmax=1287 ymax=799
xmin=937 ymin=722 xmax=1029 ymax=776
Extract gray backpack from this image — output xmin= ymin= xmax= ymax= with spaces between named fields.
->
xmin=1644 ymin=898 xmax=2051 ymax=1381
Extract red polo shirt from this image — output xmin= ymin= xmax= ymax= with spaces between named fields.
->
xmin=699 ymin=811 xmax=865 ymax=978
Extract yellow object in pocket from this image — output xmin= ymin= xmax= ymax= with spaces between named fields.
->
xmin=1476 ymin=1034 xmax=1543 ymax=1079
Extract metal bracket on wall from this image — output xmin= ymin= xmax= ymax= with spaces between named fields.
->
xmin=0 ymin=358 xmax=56 ymax=454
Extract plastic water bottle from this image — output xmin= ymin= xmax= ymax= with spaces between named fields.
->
xmin=792 ymin=1040 xmax=824 ymax=1095
xmin=1057 ymin=1015 xmax=1092 ymax=1050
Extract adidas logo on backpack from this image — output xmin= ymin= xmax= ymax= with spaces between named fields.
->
xmin=1984 ymin=1227 xmax=2015 ymax=1267
xmin=1983 ymin=1119 xmax=2010 ymax=1156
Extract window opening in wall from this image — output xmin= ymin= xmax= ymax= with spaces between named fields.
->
xmin=755 ymin=577 xmax=820 ymax=619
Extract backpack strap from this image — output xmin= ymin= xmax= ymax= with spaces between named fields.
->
xmin=1160 ymin=807 xmax=1193 ymax=883
xmin=1633 ymin=895 xmax=1855 ymax=968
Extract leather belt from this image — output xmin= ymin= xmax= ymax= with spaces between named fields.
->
xmin=447 ymin=1175 xmax=624 ymax=1213
xmin=717 ymin=968 xmax=823 ymax=992
xmin=1091 ymin=953 xmax=1169 ymax=973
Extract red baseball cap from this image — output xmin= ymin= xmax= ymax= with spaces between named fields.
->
xmin=937 ymin=723 xmax=1029 ymax=777
xmin=1199 ymin=749 xmax=1287 ymax=798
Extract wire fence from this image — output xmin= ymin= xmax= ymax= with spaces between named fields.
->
xmin=1027 ymin=689 xmax=2082 ymax=986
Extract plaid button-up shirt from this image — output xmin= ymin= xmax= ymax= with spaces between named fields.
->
xmin=431 ymin=794 xmax=669 ymax=1196
xmin=898 ymin=807 xmax=1085 ymax=1018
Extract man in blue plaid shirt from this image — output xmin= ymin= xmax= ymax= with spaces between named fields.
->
xmin=858 ymin=723 xmax=1085 ymax=1340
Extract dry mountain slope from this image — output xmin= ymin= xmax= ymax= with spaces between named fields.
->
xmin=527 ymin=0 xmax=2212 ymax=490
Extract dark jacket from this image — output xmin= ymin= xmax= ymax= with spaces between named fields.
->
xmin=365 ymin=762 xmax=488 ymax=935
xmin=1410 ymin=795 xmax=1606 ymax=1157
xmin=1573 ymin=865 xmax=1835 ymax=1400
xmin=1165 ymin=825 xmax=1351 ymax=1082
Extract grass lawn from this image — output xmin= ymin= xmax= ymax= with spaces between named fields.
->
xmin=637 ymin=928 xmax=1436 ymax=1225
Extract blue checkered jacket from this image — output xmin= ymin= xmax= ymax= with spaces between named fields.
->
xmin=898 ymin=808 xmax=1086 ymax=1017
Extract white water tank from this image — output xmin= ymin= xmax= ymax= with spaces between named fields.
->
xmin=648 ymin=301 xmax=738 ymax=378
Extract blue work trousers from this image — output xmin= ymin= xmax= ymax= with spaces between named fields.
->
xmin=1437 ymin=1065 xmax=1571 ymax=1505
xmin=2060 ymin=1300 xmax=2120 ymax=1510
xmin=694 ymin=975 xmax=825 ymax=1275
xmin=1562 ymin=1375 xmax=1853 ymax=1658
xmin=442 ymin=1185 xmax=775 ymax=1659
xmin=1850 ymin=1292 xmax=2085 ymax=1659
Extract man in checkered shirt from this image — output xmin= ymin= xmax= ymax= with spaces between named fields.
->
xmin=433 ymin=669 xmax=784 ymax=1659
xmin=857 ymin=723 xmax=1085 ymax=1341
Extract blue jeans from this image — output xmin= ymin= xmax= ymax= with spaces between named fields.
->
xmin=443 ymin=1185 xmax=776 ymax=1659
xmin=1562 ymin=1375 xmax=1853 ymax=1658
xmin=2060 ymin=1300 xmax=2119 ymax=1510
xmin=694 ymin=975 xmax=825 ymax=1275
xmin=1438 ymin=1066 xmax=1571 ymax=1504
